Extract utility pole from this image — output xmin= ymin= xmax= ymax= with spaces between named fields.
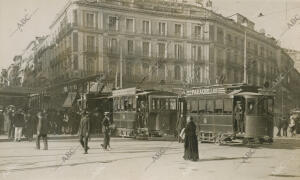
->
xmin=120 ymin=46 xmax=123 ymax=89
xmin=243 ymin=30 xmax=247 ymax=84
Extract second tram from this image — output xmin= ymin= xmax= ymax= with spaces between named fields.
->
xmin=181 ymin=84 xmax=274 ymax=144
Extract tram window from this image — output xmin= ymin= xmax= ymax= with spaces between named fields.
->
xmin=224 ymin=99 xmax=233 ymax=113
xmin=257 ymin=98 xmax=267 ymax=115
xmin=268 ymin=99 xmax=273 ymax=113
xmin=166 ymin=99 xmax=170 ymax=110
xmin=247 ymin=99 xmax=257 ymax=115
xmin=215 ymin=99 xmax=223 ymax=113
xmin=191 ymin=100 xmax=198 ymax=113
xmin=132 ymin=96 xmax=136 ymax=110
xmin=152 ymin=99 xmax=156 ymax=110
xmin=120 ymin=97 xmax=124 ymax=111
xmin=170 ymin=99 xmax=176 ymax=110
xmin=127 ymin=96 xmax=133 ymax=111
xmin=187 ymin=101 xmax=191 ymax=112
xmin=160 ymin=99 xmax=166 ymax=110
xmin=199 ymin=99 xmax=206 ymax=113
xmin=207 ymin=100 xmax=214 ymax=113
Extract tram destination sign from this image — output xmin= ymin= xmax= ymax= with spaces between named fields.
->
xmin=112 ymin=87 xmax=137 ymax=97
xmin=186 ymin=87 xmax=226 ymax=96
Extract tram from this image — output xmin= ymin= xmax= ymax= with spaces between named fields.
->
xmin=181 ymin=83 xmax=275 ymax=144
xmin=112 ymin=88 xmax=178 ymax=137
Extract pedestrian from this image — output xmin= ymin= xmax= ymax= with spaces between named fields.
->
xmin=36 ymin=109 xmax=49 ymax=150
xmin=176 ymin=114 xmax=186 ymax=143
xmin=62 ymin=111 xmax=69 ymax=134
xmin=281 ymin=116 xmax=288 ymax=137
xmin=101 ymin=112 xmax=111 ymax=150
xmin=276 ymin=116 xmax=282 ymax=136
xmin=289 ymin=114 xmax=296 ymax=137
xmin=8 ymin=107 xmax=15 ymax=140
xmin=14 ymin=109 xmax=25 ymax=142
xmin=78 ymin=110 xmax=90 ymax=154
xmin=24 ymin=110 xmax=34 ymax=141
xmin=183 ymin=116 xmax=199 ymax=161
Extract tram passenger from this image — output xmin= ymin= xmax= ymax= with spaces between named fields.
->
xmin=234 ymin=101 xmax=244 ymax=134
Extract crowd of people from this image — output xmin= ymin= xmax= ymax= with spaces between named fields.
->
xmin=0 ymin=106 xmax=108 ymax=140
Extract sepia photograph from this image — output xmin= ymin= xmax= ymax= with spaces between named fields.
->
xmin=0 ymin=0 xmax=300 ymax=179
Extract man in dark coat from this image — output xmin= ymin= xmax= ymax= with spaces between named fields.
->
xmin=101 ymin=112 xmax=111 ymax=150
xmin=78 ymin=110 xmax=90 ymax=154
xmin=36 ymin=109 xmax=49 ymax=150
xmin=24 ymin=110 xmax=34 ymax=141
xmin=183 ymin=116 xmax=199 ymax=161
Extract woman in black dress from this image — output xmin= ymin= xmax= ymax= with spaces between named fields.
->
xmin=183 ymin=116 xmax=199 ymax=161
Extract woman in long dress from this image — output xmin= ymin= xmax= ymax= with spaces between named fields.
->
xmin=183 ymin=116 xmax=199 ymax=161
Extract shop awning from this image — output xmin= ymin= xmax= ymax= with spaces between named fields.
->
xmin=62 ymin=92 xmax=77 ymax=108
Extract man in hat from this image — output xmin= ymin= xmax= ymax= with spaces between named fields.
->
xmin=78 ymin=110 xmax=90 ymax=154
xmin=101 ymin=112 xmax=111 ymax=150
xmin=36 ymin=109 xmax=49 ymax=150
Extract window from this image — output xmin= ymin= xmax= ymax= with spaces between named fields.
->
xmin=194 ymin=65 xmax=201 ymax=82
xmin=73 ymin=32 xmax=78 ymax=52
xmin=86 ymin=13 xmax=94 ymax=28
xmin=142 ymin=20 xmax=150 ymax=34
xmin=247 ymin=99 xmax=257 ymax=115
xmin=73 ymin=55 xmax=78 ymax=70
xmin=142 ymin=42 xmax=150 ymax=57
xmin=158 ymin=43 xmax=166 ymax=58
xmin=254 ymin=44 xmax=258 ymax=55
xmin=197 ymin=46 xmax=201 ymax=61
xmin=227 ymin=34 xmax=232 ymax=45
xmin=190 ymin=100 xmax=198 ymax=113
xmin=170 ymin=99 xmax=176 ymax=110
xmin=194 ymin=25 xmax=201 ymax=37
xmin=159 ymin=22 xmax=166 ymax=35
xmin=175 ymin=24 xmax=182 ymax=36
xmin=214 ymin=99 xmax=223 ymax=113
xmin=109 ymin=16 xmax=118 ymax=31
xmin=260 ymin=47 xmax=264 ymax=57
xmin=87 ymin=36 xmax=95 ymax=51
xmin=224 ymin=99 xmax=233 ymax=113
xmin=174 ymin=65 xmax=181 ymax=80
xmin=126 ymin=18 xmax=134 ymax=32
xmin=209 ymin=25 xmax=215 ymax=41
xmin=174 ymin=44 xmax=182 ymax=60
xmin=207 ymin=100 xmax=214 ymax=113
xmin=73 ymin=10 xmax=78 ymax=25
xmin=126 ymin=63 xmax=132 ymax=78
xmin=127 ymin=40 xmax=134 ymax=54
xmin=199 ymin=99 xmax=206 ymax=113
xmin=191 ymin=46 xmax=201 ymax=61
xmin=217 ymin=27 xmax=224 ymax=44
xmin=108 ymin=38 xmax=118 ymax=53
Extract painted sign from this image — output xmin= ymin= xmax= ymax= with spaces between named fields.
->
xmin=186 ymin=87 xmax=226 ymax=96
xmin=112 ymin=87 xmax=136 ymax=97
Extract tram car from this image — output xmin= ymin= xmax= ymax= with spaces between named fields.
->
xmin=181 ymin=83 xmax=275 ymax=144
xmin=112 ymin=88 xmax=178 ymax=137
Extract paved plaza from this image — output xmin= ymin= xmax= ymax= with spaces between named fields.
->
xmin=0 ymin=137 xmax=300 ymax=180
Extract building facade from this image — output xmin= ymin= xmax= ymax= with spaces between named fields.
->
xmin=16 ymin=0 xmax=300 ymax=110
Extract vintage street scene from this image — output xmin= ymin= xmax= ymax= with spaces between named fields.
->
xmin=0 ymin=0 xmax=300 ymax=180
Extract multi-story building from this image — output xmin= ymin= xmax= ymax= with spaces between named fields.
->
xmin=285 ymin=48 xmax=300 ymax=73
xmin=19 ymin=0 xmax=299 ymax=110
xmin=36 ymin=0 xmax=280 ymax=91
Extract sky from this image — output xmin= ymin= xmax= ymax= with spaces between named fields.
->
xmin=0 ymin=0 xmax=300 ymax=70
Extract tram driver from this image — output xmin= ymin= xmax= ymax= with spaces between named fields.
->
xmin=234 ymin=101 xmax=245 ymax=134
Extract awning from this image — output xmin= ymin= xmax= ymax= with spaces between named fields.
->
xmin=62 ymin=92 xmax=78 ymax=108
xmin=136 ymin=92 xmax=151 ymax=96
